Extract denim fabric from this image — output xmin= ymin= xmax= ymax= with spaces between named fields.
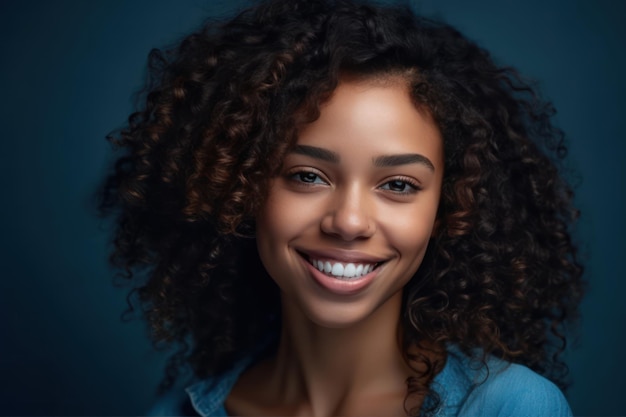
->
xmin=149 ymin=347 xmax=572 ymax=417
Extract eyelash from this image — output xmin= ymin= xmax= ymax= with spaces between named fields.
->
xmin=286 ymin=169 xmax=328 ymax=186
xmin=379 ymin=176 xmax=421 ymax=195
xmin=286 ymin=169 xmax=421 ymax=195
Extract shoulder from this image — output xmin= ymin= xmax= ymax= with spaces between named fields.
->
xmin=148 ymin=338 xmax=276 ymax=416
xmin=462 ymin=362 xmax=571 ymax=417
xmin=146 ymin=373 xmax=234 ymax=417
xmin=147 ymin=357 xmax=252 ymax=417
xmin=435 ymin=349 xmax=572 ymax=417
xmin=147 ymin=387 xmax=200 ymax=416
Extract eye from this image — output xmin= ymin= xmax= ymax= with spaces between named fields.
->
xmin=379 ymin=178 xmax=420 ymax=195
xmin=286 ymin=169 xmax=329 ymax=186
xmin=295 ymin=172 xmax=324 ymax=183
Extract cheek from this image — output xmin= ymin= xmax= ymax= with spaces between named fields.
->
xmin=257 ymin=188 xmax=312 ymax=244
xmin=379 ymin=199 xmax=439 ymax=268
xmin=389 ymin=219 xmax=433 ymax=260
xmin=255 ymin=185 xmax=320 ymax=275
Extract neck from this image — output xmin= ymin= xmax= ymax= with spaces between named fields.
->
xmin=268 ymin=292 xmax=413 ymax=416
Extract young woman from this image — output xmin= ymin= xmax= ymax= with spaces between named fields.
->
xmin=99 ymin=0 xmax=584 ymax=415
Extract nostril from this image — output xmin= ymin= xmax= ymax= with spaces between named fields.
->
xmin=321 ymin=207 xmax=375 ymax=241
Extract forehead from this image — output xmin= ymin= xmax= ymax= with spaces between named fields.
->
xmin=295 ymin=79 xmax=443 ymax=166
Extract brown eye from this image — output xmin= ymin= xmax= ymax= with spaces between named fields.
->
xmin=379 ymin=178 xmax=420 ymax=195
xmin=387 ymin=180 xmax=409 ymax=192
xmin=298 ymin=172 xmax=321 ymax=183
xmin=288 ymin=170 xmax=328 ymax=185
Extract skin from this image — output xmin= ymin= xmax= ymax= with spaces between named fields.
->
xmin=227 ymin=78 xmax=444 ymax=416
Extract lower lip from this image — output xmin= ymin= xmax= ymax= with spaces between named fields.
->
xmin=301 ymin=256 xmax=380 ymax=295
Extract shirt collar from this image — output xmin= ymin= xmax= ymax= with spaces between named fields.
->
xmin=186 ymin=355 xmax=256 ymax=417
xmin=185 ymin=344 xmax=485 ymax=417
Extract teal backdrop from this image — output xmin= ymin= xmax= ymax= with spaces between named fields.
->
xmin=1 ymin=0 xmax=624 ymax=415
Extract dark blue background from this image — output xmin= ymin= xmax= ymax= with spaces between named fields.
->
xmin=1 ymin=0 xmax=624 ymax=415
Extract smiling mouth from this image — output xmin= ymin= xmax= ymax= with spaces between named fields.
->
xmin=300 ymin=253 xmax=383 ymax=280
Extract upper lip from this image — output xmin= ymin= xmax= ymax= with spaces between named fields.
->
xmin=296 ymin=248 xmax=389 ymax=264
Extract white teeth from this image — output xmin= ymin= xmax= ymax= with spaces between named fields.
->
xmin=343 ymin=263 xmax=356 ymax=278
xmin=331 ymin=263 xmax=344 ymax=276
xmin=310 ymin=258 xmax=378 ymax=279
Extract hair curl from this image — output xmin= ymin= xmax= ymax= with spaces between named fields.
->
xmin=99 ymin=0 xmax=584 ymax=414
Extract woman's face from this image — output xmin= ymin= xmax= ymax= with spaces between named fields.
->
xmin=256 ymin=79 xmax=444 ymax=328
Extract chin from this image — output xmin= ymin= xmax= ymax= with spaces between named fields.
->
xmin=283 ymin=293 xmax=400 ymax=330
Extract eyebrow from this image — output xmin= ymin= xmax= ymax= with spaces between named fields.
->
xmin=291 ymin=145 xmax=340 ymax=163
xmin=290 ymin=145 xmax=435 ymax=171
xmin=373 ymin=153 xmax=435 ymax=171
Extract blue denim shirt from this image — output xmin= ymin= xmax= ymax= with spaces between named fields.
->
xmin=149 ymin=348 xmax=572 ymax=416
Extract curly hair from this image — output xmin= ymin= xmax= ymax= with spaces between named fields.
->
xmin=99 ymin=0 xmax=584 ymax=414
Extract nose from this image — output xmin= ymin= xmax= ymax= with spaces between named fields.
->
xmin=320 ymin=185 xmax=375 ymax=241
